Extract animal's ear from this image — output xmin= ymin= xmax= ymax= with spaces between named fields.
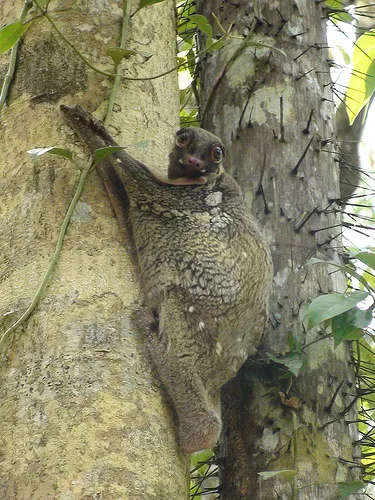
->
xmin=176 ymin=128 xmax=190 ymax=137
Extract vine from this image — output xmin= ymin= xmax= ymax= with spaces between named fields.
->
xmin=0 ymin=0 xmax=282 ymax=350
xmin=0 ymin=0 xmax=33 ymax=114
xmin=0 ymin=0 xmax=135 ymax=347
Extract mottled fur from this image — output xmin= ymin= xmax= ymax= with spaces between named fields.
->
xmin=61 ymin=106 xmax=273 ymax=453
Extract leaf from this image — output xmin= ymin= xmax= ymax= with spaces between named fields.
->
xmin=107 ymin=47 xmax=136 ymax=66
xmin=258 ymin=470 xmax=296 ymax=481
xmin=93 ymin=146 xmax=126 ymax=162
xmin=93 ymin=141 xmax=148 ymax=162
xmin=190 ymin=449 xmax=213 ymax=469
xmin=324 ymin=1 xmax=353 ymax=23
xmin=336 ymin=45 xmax=351 ymax=65
xmin=204 ymin=38 xmax=225 ymax=53
xmin=333 ymin=327 xmax=365 ymax=347
xmin=267 ymin=352 xmax=304 ymax=377
xmin=304 ymin=257 xmax=372 ymax=291
xmin=325 ymin=0 xmax=341 ymax=7
xmin=138 ymin=0 xmax=166 ymax=9
xmin=307 ymin=291 xmax=369 ymax=329
xmin=186 ymin=48 xmax=196 ymax=77
xmin=286 ymin=332 xmax=301 ymax=353
xmin=352 ymin=251 xmax=375 ymax=270
xmin=336 ymin=307 xmax=372 ymax=329
xmin=332 ymin=307 xmax=372 ymax=347
xmin=179 ymin=39 xmax=193 ymax=53
xmin=338 ymin=480 xmax=365 ymax=497
xmin=186 ymin=14 xmax=224 ymax=55
xmin=188 ymin=14 xmax=212 ymax=39
xmin=0 ymin=20 xmax=30 ymax=53
xmin=346 ymin=29 xmax=375 ymax=124
xmin=27 ymin=147 xmax=73 ymax=160
xmin=343 ymin=265 xmax=373 ymax=291
xmin=363 ymin=268 xmax=375 ymax=289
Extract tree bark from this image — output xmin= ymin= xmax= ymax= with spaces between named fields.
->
xmin=0 ymin=1 xmax=187 ymax=498
xmin=197 ymin=1 xmax=362 ymax=499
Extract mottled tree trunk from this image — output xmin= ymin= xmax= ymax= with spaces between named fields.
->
xmin=197 ymin=1 xmax=361 ymax=499
xmin=0 ymin=1 xmax=187 ymax=498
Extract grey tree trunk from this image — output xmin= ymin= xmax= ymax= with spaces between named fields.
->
xmin=197 ymin=1 xmax=362 ymax=499
xmin=0 ymin=1 xmax=188 ymax=498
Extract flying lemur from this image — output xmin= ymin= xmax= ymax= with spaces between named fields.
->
xmin=61 ymin=105 xmax=273 ymax=454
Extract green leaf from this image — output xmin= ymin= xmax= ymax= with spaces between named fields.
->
xmin=336 ymin=45 xmax=351 ymax=65
xmin=333 ymin=327 xmax=365 ymax=347
xmin=179 ymin=39 xmax=193 ymax=53
xmin=190 ymin=448 xmax=213 ymax=469
xmin=178 ymin=18 xmax=197 ymax=39
xmin=204 ymin=38 xmax=225 ymax=53
xmin=93 ymin=146 xmax=126 ymax=162
xmin=324 ymin=0 xmax=345 ymax=8
xmin=94 ymin=142 xmax=147 ymax=162
xmin=335 ymin=306 xmax=372 ymax=329
xmin=27 ymin=147 xmax=73 ymax=160
xmin=331 ymin=12 xmax=353 ymax=23
xmin=107 ymin=47 xmax=136 ymax=66
xmin=325 ymin=1 xmax=353 ymax=23
xmin=286 ymin=331 xmax=301 ymax=353
xmin=188 ymin=14 xmax=212 ymax=39
xmin=344 ymin=265 xmax=373 ymax=291
xmin=258 ymin=470 xmax=296 ymax=481
xmin=305 ymin=257 xmax=373 ymax=291
xmin=363 ymin=268 xmax=375 ymax=289
xmin=307 ymin=291 xmax=369 ymax=329
xmin=267 ymin=352 xmax=304 ymax=377
xmin=186 ymin=48 xmax=196 ymax=77
xmin=346 ymin=29 xmax=375 ymax=124
xmin=332 ymin=307 xmax=371 ymax=347
xmin=352 ymin=251 xmax=375 ymax=270
xmin=338 ymin=480 xmax=365 ymax=497
xmin=138 ymin=0 xmax=166 ymax=9
xmin=0 ymin=20 xmax=30 ymax=53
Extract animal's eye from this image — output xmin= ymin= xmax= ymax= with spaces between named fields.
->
xmin=210 ymin=144 xmax=223 ymax=162
xmin=176 ymin=130 xmax=191 ymax=147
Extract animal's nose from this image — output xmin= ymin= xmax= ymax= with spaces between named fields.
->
xmin=188 ymin=156 xmax=202 ymax=168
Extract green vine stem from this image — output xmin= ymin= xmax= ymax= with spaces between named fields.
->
xmin=0 ymin=160 xmax=91 ymax=347
xmin=32 ymin=1 xmax=228 ymax=85
xmin=0 ymin=0 xmax=34 ymax=115
xmin=0 ymin=1 xmax=132 ymax=348
xmin=105 ymin=0 xmax=132 ymax=125
xmin=302 ymin=332 xmax=332 ymax=351
xmin=33 ymin=0 xmax=114 ymax=78
xmin=120 ymin=35 xmax=229 ymax=82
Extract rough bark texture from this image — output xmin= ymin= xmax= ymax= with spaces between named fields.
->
xmin=197 ymin=1 xmax=361 ymax=499
xmin=0 ymin=1 xmax=187 ymax=498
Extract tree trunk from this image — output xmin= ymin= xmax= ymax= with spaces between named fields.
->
xmin=197 ymin=1 xmax=362 ymax=499
xmin=0 ymin=1 xmax=188 ymax=498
